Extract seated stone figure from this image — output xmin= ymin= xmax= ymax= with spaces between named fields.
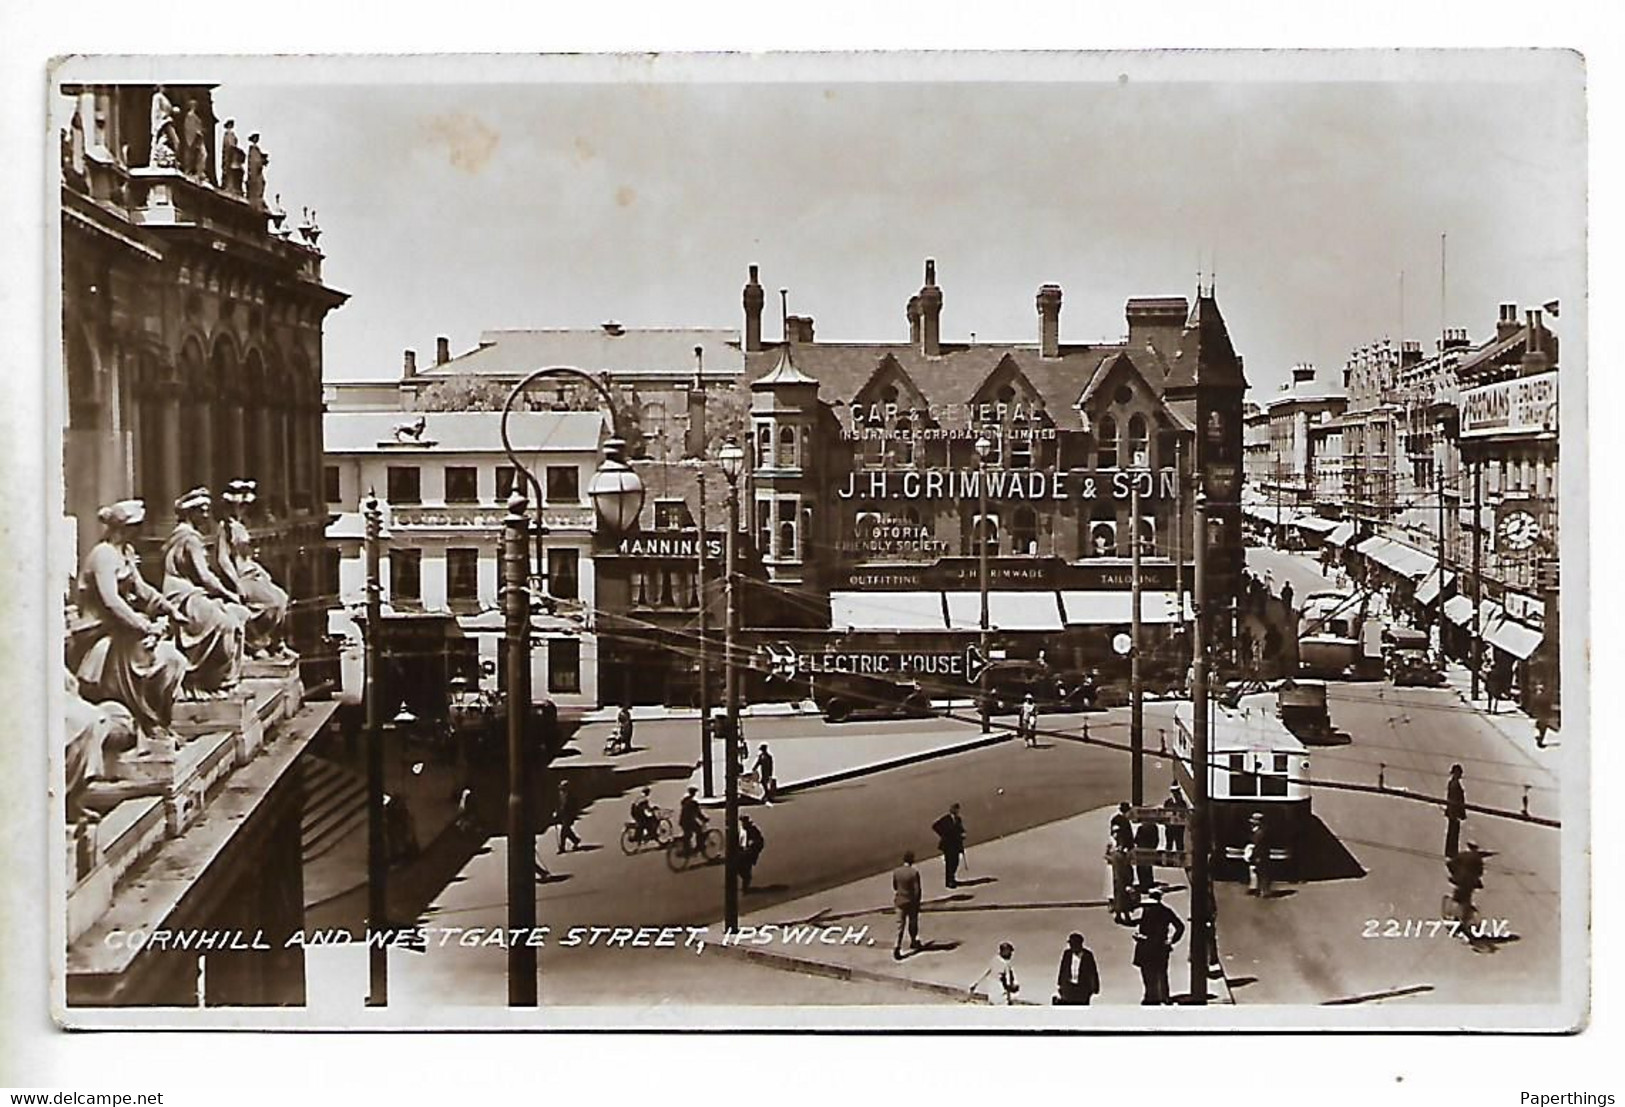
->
xmin=65 ymin=670 xmax=139 ymax=820
xmin=67 ymin=499 xmax=188 ymax=744
xmin=162 ymin=487 xmax=250 ymax=698
xmin=213 ymin=479 xmax=294 ymax=660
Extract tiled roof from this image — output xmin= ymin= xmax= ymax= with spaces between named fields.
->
xmin=419 ymin=327 xmax=744 ymax=380
xmin=1454 ymin=328 xmax=1527 ymax=379
xmin=323 ymin=410 xmax=606 ymax=454
xmin=628 ymin=458 xmax=734 ymax=530
xmin=743 ymin=342 xmax=1124 ymax=432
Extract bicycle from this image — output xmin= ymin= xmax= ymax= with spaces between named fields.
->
xmin=666 ymin=826 xmax=726 ymax=872
xmin=620 ymin=808 xmax=675 ymax=855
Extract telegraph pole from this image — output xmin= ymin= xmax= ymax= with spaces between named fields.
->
xmin=503 ymin=485 xmax=537 ymax=1006
xmin=1130 ymin=459 xmax=1144 ymax=805
xmin=696 ymin=471 xmax=714 ymax=798
xmin=1471 ymin=452 xmax=1483 ymax=701
xmin=1188 ymin=492 xmax=1211 ymax=1006
xmin=363 ymin=492 xmax=387 ymax=1008
xmin=720 ymin=439 xmax=745 ymax=933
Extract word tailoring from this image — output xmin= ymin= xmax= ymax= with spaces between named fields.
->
xmin=836 ymin=467 xmax=1178 ymax=501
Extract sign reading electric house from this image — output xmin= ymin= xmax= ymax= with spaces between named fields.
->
xmin=837 ymin=467 xmax=1179 ymax=500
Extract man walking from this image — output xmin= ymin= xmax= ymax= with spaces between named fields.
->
xmin=1055 ymin=932 xmax=1100 ymax=1005
xmin=739 ymin=815 xmax=765 ymax=891
xmin=753 ymin=743 xmax=776 ymax=801
xmin=970 ymin=942 xmax=1021 ymax=1005
xmin=1132 ymin=888 xmax=1185 ymax=1005
xmin=679 ymin=785 xmax=707 ymax=856
xmin=1163 ymin=781 xmax=1188 ymax=854
xmin=554 ymin=778 xmax=582 ymax=853
xmin=891 ymin=851 xmax=924 ymax=959
xmin=1018 ymin=693 xmax=1039 ymax=748
xmin=932 ymin=803 xmax=967 ymax=889
xmin=1245 ymin=812 xmax=1270 ymax=897
xmin=1445 ymin=764 xmax=1467 ymax=859
xmin=1110 ymin=801 xmax=1135 ymax=852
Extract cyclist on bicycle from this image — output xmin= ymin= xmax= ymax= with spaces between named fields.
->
xmin=1447 ymin=839 xmax=1486 ymax=931
xmin=678 ymin=786 xmax=708 ymax=855
xmin=630 ymin=786 xmax=660 ymax=843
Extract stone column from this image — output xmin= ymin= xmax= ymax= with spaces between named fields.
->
xmin=228 ymin=401 xmax=247 ymax=483
xmin=193 ymin=396 xmax=215 ymax=501
xmin=158 ymin=385 xmax=182 ymax=522
xmin=256 ymin=405 xmax=275 ymax=509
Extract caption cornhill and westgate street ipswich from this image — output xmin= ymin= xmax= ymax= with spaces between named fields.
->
xmin=56 ymin=75 xmax=1566 ymax=1015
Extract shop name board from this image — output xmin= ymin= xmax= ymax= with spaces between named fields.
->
xmin=805 ymin=651 xmax=970 ymax=680
xmin=842 ymin=400 xmax=1056 ymax=439
xmin=616 ymin=531 xmax=725 ymax=559
xmin=836 ymin=468 xmax=1179 ymax=502
xmin=848 ymin=515 xmax=951 ymax=559
xmin=831 ymin=558 xmax=1181 ymax=591
xmin=1461 ymin=371 xmax=1559 ymax=438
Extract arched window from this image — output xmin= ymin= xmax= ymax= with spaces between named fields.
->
xmin=1096 ymin=415 xmax=1119 ymax=470
xmin=756 ymin=422 xmax=771 ymax=465
xmin=1128 ymin=414 xmax=1150 ymax=469
xmin=1012 ymin=507 xmax=1039 ymax=556
xmin=971 ymin=512 xmax=1000 ymax=556
xmin=1087 ymin=504 xmax=1117 ymax=558
xmin=777 ymin=424 xmax=798 ymax=467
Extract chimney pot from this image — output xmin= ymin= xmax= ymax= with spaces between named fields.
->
xmin=1036 ymin=283 xmax=1063 ymax=358
xmin=743 ymin=264 xmax=765 ymax=353
xmin=435 ymin=335 xmax=451 ymax=365
xmin=925 ymin=258 xmax=936 ymax=286
xmin=918 ymin=259 xmax=943 ymax=356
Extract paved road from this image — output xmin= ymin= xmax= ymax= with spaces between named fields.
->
xmin=1208 ymin=678 xmax=1562 ymax=1007
xmin=377 ymin=709 xmax=1141 ymax=1006
xmin=1245 ymin=544 xmax=1344 ymax=603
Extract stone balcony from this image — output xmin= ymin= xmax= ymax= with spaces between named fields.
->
xmin=66 ymin=654 xmax=337 ymax=960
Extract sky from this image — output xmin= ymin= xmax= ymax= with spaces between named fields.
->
xmin=69 ymin=55 xmax=1582 ymax=400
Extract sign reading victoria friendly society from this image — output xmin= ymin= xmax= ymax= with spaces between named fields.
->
xmin=1460 ymin=370 xmax=1559 ymax=438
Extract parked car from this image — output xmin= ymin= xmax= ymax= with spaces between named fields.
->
xmin=814 ymin=671 xmax=935 ymax=723
xmin=1389 ymin=648 xmax=1446 ymax=687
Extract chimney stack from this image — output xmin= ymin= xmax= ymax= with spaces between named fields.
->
xmin=435 ymin=335 xmax=450 ymax=365
xmin=743 ymin=264 xmax=765 ymax=353
xmin=1496 ymin=303 xmax=1520 ymax=341
xmin=403 ymin=349 xmax=417 ymax=378
xmin=1292 ymin=363 xmax=1315 ymax=384
xmin=906 ymin=295 xmax=922 ymax=345
xmin=918 ymin=258 xmax=942 ymax=356
xmin=1036 ymin=284 xmax=1063 ymax=358
xmin=1526 ymin=309 xmax=1543 ymax=354
xmin=785 ymin=315 xmax=815 ymax=344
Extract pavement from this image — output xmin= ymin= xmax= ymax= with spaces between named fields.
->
xmin=715 ymin=803 xmax=1227 ymax=1008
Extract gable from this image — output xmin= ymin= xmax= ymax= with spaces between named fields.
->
xmin=848 ymin=354 xmax=933 ymax=426
xmin=1075 ymin=351 xmax=1185 ymax=439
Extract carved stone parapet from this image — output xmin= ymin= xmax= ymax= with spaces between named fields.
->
xmin=174 ymin=689 xmax=263 ymax=764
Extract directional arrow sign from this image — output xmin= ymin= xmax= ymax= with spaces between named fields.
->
xmin=964 ymin=643 xmax=988 ymax=684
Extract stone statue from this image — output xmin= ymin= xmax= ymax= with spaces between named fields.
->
xmin=66 ymin=499 xmax=188 ymax=743
xmin=65 ymin=670 xmax=138 ymax=820
xmin=220 ymin=119 xmax=244 ymax=195
xmin=68 ymin=103 xmax=86 ymax=178
xmin=181 ymin=98 xmax=208 ymax=180
xmin=162 ymin=487 xmax=250 ymax=697
xmin=245 ymin=132 xmax=268 ymax=209
xmin=214 ymin=479 xmax=294 ymax=660
xmin=149 ymin=85 xmax=180 ymax=169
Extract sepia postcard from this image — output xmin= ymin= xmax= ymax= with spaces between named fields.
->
xmin=43 ymin=50 xmax=1588 ymax=1031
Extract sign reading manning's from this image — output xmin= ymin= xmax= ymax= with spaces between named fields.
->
xmin=1461 ymin=371 xmax=1559 ymax=438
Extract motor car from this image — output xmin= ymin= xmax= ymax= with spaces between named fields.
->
xmin=1389 ymin=648 xmax=1446 ymax=687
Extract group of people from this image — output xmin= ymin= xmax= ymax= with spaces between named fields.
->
xmin=67 ymin=483 xmax=294 ymax=749
xmin=891 ymin=798 xmax=1188 ymax=1006
xmin=1104 ymin=786 xmax=1189 ymax=924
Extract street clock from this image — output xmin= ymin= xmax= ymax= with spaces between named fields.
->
xmin=1498 ymin=509 xmax=1540 ymax=552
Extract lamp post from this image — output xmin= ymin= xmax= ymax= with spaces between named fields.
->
xmin=362 ymin=491 xmax=387 ymax=1008
xmin=499 ymin=366 xmax=645 ymax=1008
xmin=695 ymin=469 xmax=714 ymax=799
xmin=719 ymin=438 xmax=746 ymax=921
xmin=975 ymin=434 xmax=992 ymax=734
xmin=1130 ymin=450 xmax=1146 ymax=806
xmin=718 ymin=436 xmax=746 ymax=932
xmin=1188 ymin=491 xmax=1211 ymax=1006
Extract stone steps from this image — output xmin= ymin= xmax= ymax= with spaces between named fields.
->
xmin=301 ymin=756 xmax=366 ymax=862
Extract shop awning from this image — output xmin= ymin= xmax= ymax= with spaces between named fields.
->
xmin=1443 ymin=595 xmax=1476 ymax=626
xmin=830 ymin=591 xmax=947 ymax=632
xmin=1293 ymin=515 xmax=1340 ymax=534
xmin=1484 ymin=615 xmax=1544 ymax=660
xmin=944 ymin=591 xmax=1065 ymax=632
xmin=1327 ymin=521 xmax=1357 ymax=546
xmin=1415 ymin=569 xmax=1455 ymax=606
xmin=1358 ymin=536 xmax=1436 ymax=580
xmin=1060 ymin=590 xmax=1195 ymax=626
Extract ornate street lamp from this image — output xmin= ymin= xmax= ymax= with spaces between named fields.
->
xmin=498 ymin=366 xmax=645 ymax=1007
xmin=974 ymin=434 xmax=993 ymax=734
xmin=718 ymin=436 xmax=746 ymax=932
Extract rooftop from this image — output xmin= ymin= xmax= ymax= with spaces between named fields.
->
xmin=417 ymin=327 xmax=743 ymax=381
xmin=323 ymin=410 xmax=607 ymax=454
